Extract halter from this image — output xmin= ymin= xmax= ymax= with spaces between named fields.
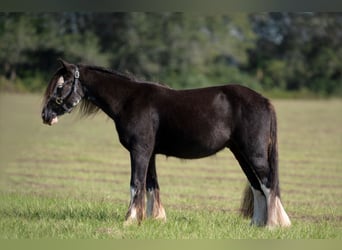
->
xmin=52 ymin=66 xmax=82 ymax=113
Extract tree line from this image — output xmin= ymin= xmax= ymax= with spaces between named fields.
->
xmin=0 ymin=12 xmax=341 ymax=96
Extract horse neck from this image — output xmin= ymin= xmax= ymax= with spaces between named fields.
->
xmin=81 ymin=66 xmax=137 ymax=118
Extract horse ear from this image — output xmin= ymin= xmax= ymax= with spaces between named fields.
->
xmin=58 ymin=58 xmax=73 ymax=70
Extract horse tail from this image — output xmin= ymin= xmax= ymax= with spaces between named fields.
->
xmin=240 ymin=183 xmax=253 ymax=219
xmin=266 ymin=103 xmax=291 ymax=227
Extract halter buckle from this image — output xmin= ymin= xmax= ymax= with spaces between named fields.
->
xmin=55 ymin=97 xmax=63 ymax=105
xmin=75 ymin=69 xmax=80 ymax=79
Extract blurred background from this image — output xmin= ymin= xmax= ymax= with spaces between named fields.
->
xmin=0 ymin=12 xmax=341 ymax=97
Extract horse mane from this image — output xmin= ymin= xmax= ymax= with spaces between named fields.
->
xmin=82 ymin=65 xmax=172 ymax=116
xmin=85 ymin=64 xmax=170 ymax=88
xmin=78 ymin=66 xmax=172 ymax=117
xmin=77 ymin=65 xmax=138 ymax=117
xmin=85 ymin=65 xmax=138 ymax=82
xmin=43 ymin=63 xmax=170 ymax=117
xmin=78 ymin=98 xmax=101 ymax=117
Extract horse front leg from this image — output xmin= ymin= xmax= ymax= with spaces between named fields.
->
xmin=124 ymin=150 xmax=150 ymax=225
xmin=146 ymin=154 xmax=166 ymax=221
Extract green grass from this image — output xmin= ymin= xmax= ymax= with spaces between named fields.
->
xmin=0 ymin=194 xmax=339 ymax=239
xmin=0 ymin=93 xmax=341 ymax=238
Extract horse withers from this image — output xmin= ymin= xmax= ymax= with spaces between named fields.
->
xmin=42 ymin=59 xmax=291 ymax=227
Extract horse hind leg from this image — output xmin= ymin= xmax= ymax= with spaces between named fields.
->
xmin=146 ymin=155 xmax=166 ymax=221
xmin=233 ymin=148 xmax=268 ymax=226
xmin=246 ymin=154 xmax=291 ymax=228
xmin=235 ymin=149 xmax=290 ymax=227
xmin=235 ymin=105 xmax=291 ymax=227
xmin=251 ymin=185 xmax=267 ymax=226
xmin=260 ymin=184 xmax=291 ymax=228
xmin=240 ymin=182 xmax=267 ymax=226
xmin=247 ymin=155 xmax=291 ymax=228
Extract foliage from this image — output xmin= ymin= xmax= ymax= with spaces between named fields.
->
xmin=0 ymin=13 xmax=341 ymax=96
xmin=248 ymin=13 xmax=342 ymax=96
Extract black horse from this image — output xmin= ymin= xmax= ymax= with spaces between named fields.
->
xmin=42 ymin=59 xmax=291 ymax=227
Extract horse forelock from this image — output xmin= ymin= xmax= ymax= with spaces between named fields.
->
xmin=42 ymin=67 xmax=65 ymax=105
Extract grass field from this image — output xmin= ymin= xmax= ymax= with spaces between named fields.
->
xmin=0 ymin=93 xmax=341 ymax=239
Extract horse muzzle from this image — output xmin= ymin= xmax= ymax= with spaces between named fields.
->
xmin=42 ymin=108 xmax=59 ymax=126
xmin=48 ymin=116 xmax=59 ymax=125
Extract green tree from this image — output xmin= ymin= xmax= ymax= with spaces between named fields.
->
xmin=108 ymin=13 xmax=258 ymax=89
xmin=0 ymin=13 xmax=110 ymax=91
xmin=249 ymin=12 xmax=342 ymax=95
xmin=0 ymin=13 xmax=37 ymax=80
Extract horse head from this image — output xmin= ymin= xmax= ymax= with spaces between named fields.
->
xmin=42 ymin=59 xmax=84 ymax=125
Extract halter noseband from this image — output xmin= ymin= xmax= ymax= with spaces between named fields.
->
xmin=53 ymin=66 xmax=82 ymax=113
